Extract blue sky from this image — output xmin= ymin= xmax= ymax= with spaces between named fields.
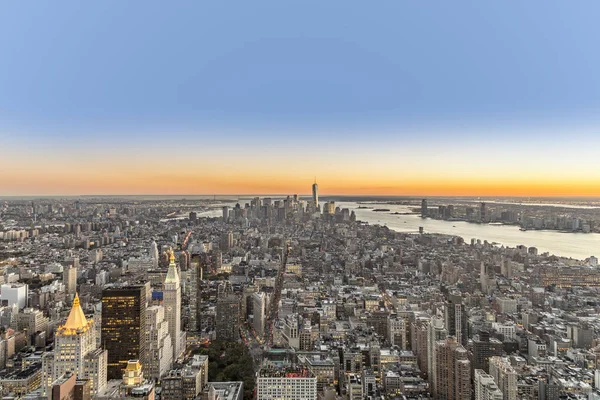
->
xmin=1 ymin=1 xmax=600 ymax=195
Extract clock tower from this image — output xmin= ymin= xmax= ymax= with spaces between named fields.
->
xmin=164 ymin=249 xmax=182 ymax=358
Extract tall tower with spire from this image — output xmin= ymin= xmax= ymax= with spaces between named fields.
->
xmin=312 ymin=179 xmax=319 ymax=209
xmin=164 ymin=249 xmax=182 ymax=359
xmin=50 ymin=293 xmax=107 ymax=395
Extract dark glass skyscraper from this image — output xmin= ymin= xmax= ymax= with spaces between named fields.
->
xmin=101 ymin=285 xmax=147 ymax=379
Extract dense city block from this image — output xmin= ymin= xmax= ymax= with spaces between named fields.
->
xmin=0 ymin=192 xmax=599 ymax=399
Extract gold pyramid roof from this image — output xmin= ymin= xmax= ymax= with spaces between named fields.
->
xmin=165 ymin=248 xmax=180 ymax=285
xmin=60 ymin=293 xmax=92 ymax=334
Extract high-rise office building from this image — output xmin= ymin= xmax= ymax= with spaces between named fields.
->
xmin=101 ymin=284 xmax=147 ymax=379
xmin=480 ymin=202 xmax=487 ymax=222
xmin=475 ymin=369 xmax=503 ymax=400
xmin=252 ymin=292 xmax=267 ymax=339
xmin=473 ymin=330 xmax=503 ymax=373
xmin=151 ymin=241 xmax=159 ymax=268
xmin=145 ymin=305 xmax=173 ymax=380
xmin=445 ymin=293 xmax=467 ymax=345
xmin=411 ymin=317 xmax=430 ymax=378
xmin=427 ymin=315 xmax=447 ymax=389
xmin=222 ymin=206 xmax=229 ymax=222
xmin=312 ymin=181 xmax=319 ymax=209
xmin=164 ymin=250 xmax=182 ymax=359
xmin=489 ymin=357 xmax=517 ymax=400
xmin=220 ymin=231 xmax=233 ymax=252
xmin=63 ymin=265 xmax=77 ymax=296
xmin=51 ymin=294 xmax=107 ymax=395
xmin=216 ymin=294 xmax=240 ymax=341
xmin=187 ymin=254 xmax=202 ymax=331
xmin=421 ymin=199 xmax=428 ymax=217
xmin=434 ymin=337 xmax=471 ymax=400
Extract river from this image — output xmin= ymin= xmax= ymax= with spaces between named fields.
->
xmin=190 ymin=200 xmax=599 ymax=260
xmin=336 ymin=202 xmax=600 ymax=260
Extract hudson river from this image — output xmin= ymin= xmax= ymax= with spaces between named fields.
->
xmin=197 ymin=200 xmax=599 ymax=260
xmin=336 ymin=202 xmax=599 ymax=261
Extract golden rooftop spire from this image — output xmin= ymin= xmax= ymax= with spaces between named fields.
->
xmin=61 ymin=292 xmax=91 ymax=334
xmin=165 ymin=248 xmax=180 ymax=284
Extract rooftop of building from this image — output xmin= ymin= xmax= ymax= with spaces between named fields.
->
xmin=206 ymin=381 xmax=244 ymax=400
xmin=0 ymin=363 xmax=41 ymax=381
xmin=258 ymin=366 xmax=313 ymax=379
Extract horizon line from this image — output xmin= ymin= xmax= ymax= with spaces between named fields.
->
xmin=1 ymin=193 xmax=600 ymax=199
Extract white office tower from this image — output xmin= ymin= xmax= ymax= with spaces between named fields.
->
xmin=63 ymin=264 xmax=77 ymax=296
xmin=427 ymin=315 xmax=447 ymax=391
xmin=151 ymin=241 xmax=159 ymax=268
xmin=63 ymin=255 xmax=79 ymax=296
xmin=145 ymin=305 xmax=173 ymax=380
xmin=51 ymin=293 xmax=107 ymax=395
xmin=489 ymin=357 xmax=517 ymax=400
xmin=164 ymin=250 xmax=182 ymax=358
xmin=475 ymin=369 xmax=504 ymax=400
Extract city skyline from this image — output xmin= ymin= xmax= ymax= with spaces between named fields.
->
xmin=2 ymin=1 xmax=600 ymax=196
xmin=3 ymin=2 xmax=600 ymax=400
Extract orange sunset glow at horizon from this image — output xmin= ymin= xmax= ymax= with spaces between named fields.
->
xmin=1 ymin=172 xmax=600 ymax=197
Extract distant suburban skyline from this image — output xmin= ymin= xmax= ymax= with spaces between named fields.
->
xmin=2 ymin=1 xmax=600 ymax=196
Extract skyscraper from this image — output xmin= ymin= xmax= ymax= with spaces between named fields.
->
xmin=421 ymin=199 xmax=428 ymax=218
xmin=63 ymin=264 xmax=77 ymax=297
xmin=51 ymin=293 xmax=107 ymax=395
xmin=252 ymin=292 xmax=267 ymax=339
xmin=473 ymin=330 xmax=503 ymax=373
xmin=164 ymin=250 xmax=182 ymax=359
xmin=145 ymin=305 xmax=173 ymax=380
xmin=489 ymin=357 xmax=517 ymax=400
xmin=216 ymin=294 xmax=240 ymax=341
xmin=101 ymin=284 xmax=147 ymax=379
xmin=222 ymin=206 xmax=229 ymax=222
xmin=445 ymin=293 xmax=467 ymax=345
xmin=427 ymin=315 xmax=447 ymax=388
xmin=151 ymin=241 xmax=159 ymax=268
xmin=220 ymin=231 xmax=233 ymax=252
xmin=475 ymin=369 xmax=503 ymax=400
xmin=312 ymin=181 xmax=319 ymax=209
xmin=480 ymin=202 xmax=487 ymax=222
xmin=187 ymin=254 xmax=202 ymax=332
xmin=434 ymin=337 xmax=471 ymax=400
